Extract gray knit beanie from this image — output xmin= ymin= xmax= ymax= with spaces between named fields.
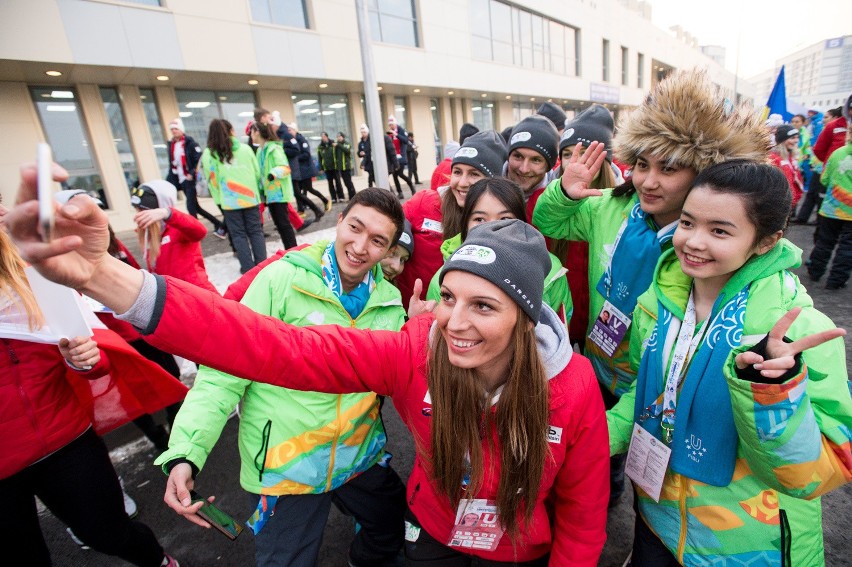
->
xmin=560 ymin=104 xmax=614 ymax=161
xmin=397 ymin=219 xmax=414 ymax=256
xmin=509 ymin=115 xmax=559 ymax=169
xmin=440 ymin=219 xmax=550 ymax=322
xmin=451 ymin=130 xmax=507 ymax=178
xmin=537 ymin=102 xmax=567 ymax=131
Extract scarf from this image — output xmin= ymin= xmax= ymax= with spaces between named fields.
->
xmin=321 ymin=242 xmax=375 ymax=319
xmin=634 ymin=284 xmax=749 ymax=486
xmin=596 ymin=202 xmax=677 ymax=315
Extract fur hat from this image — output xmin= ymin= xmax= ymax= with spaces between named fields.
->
xmin=537 ymin=102 xmax=567 ymax=130
xmin=614 ymin=69 xmax=770 ymax=172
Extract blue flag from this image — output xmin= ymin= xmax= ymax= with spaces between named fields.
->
xmin=763 ymin=66 xmax=791 ymax=122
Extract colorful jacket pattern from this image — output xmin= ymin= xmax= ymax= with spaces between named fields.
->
xmin=257 ymin=141 xmax=294 ymax=205
xmin=200 ymin=137 xmax=262 ymax=210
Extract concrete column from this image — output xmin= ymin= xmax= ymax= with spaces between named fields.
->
xmin=495 ymin=99 xmax=514 ymax=131
xmin=257 ymin=89 xmax=295 ymax=125
xmin=0 ymin=82 xmax=44 ymax=207
xmin=348 ymin=91 xmax=366 ymax=178
xmin=439 ymin=96 xmax=454 ymax=144
xmin=407 ymin=95 xmax=435 ymax=181
xmin=155 ymin=86 xmax=179 ymax=140
xmin=117 ymin=85 xmax=159 ymax=183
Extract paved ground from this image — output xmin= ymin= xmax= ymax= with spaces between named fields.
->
xmin=38 ymin=181 xmax=851 ymax=566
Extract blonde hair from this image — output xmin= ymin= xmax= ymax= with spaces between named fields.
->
xmin=137 ymin=223 xmax=162 ymax=270
xmin=426 ymin=309 xmax=550 ymax=539
xmin=0 ymin=229 xmax=43 ymax=329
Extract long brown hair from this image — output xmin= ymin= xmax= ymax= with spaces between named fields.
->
xmin=0 ymin=229 xmax=43 ymax=329
xmin=426 ymin=308 xmax=550 ymax=538
xmin=207 ymin=119 xmax=235 ymax=163
xmin=441 ymin=188 xmax=464 ymax=240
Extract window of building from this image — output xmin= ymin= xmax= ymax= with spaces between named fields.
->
xmin=393 ymin=96 xmax=407 ymax=129
xmin=292 ymin=93 xmax=352 ymax=163
xmin=30 ymin=87 xmax=106 ymax=206
xmin=602 ymin=39 xmax=610 ymax=82
xmin=637 ymin=52 xmax=645 ymax=88
xmin=369 ymin=0 xmax=419 ymax=47
xmin=139 ymin=88 xmax=170 ymax=177
xmin=621 ymin=46 xmax=629 ymax=86
xmin=472 ymin=100 xmax=495 ymax=131
xmin=470 ymin=0 xmax=577 ymax=76
xmin=174 ymin=90 xmax=258 ymax=147
xmin=512 ymin=101 xmax=535 ymax=123
xmin=430 ymin=98 xmax=442 ymax=163
xmin=250 ymin=0 xmax=309 ymax=28
xmin=99 ymin=87 xmax=139 ymax=192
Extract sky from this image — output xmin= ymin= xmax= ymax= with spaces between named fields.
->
xmin=646 ymin=0 xmax=852 ymax=78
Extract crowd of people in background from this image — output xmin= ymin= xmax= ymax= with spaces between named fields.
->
xmin=2 ymin=70 xmax=851 ymax=567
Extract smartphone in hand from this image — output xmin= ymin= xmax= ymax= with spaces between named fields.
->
xmin=190 ymin=491 xmax=245 ymax=540
xmin=37 ymin=143 xmax=55 ymax=241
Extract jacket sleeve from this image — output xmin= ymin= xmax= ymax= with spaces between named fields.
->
xmin=185 ymin=136 xmax=202 ymax=175
xmin=66 ymin=346 xmax=112 ymax=379
xmin=543 ymin=254 xmax=572 ymax=324
xmin=269 ymin=145 xmax=290 ymax=179
xmin=145 ymin=277 xmax=415 ymax=399
xmin=165 ymin=208 xmax=208 ymax=242
xmin=531 ymin=178 xmax=596 ymax=241
xmin=154 ymin=366 xmax=250 ymax=473
xmin=812 ymin=120 xmax=835 ymax=163
xmin=724 ymin=307 xmax=852 ymax=500
xmin=549 ymin=362 xmax=609 ymax=565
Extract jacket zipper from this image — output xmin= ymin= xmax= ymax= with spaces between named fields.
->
xmin=254 ymin=419 xmax=272 ymax=482
xmin=676 ymin=473 xmax=689 ymax=563
xmin=408 ymin=482 xmax=420 ymax=506
xmin=779 ymin=508 xmax=791 ymax=567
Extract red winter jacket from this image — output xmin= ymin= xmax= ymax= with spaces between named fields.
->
xmin=145 ymin=277 xmax=609 ymax=565
xmin=813 ymin=116 xmax=848 ymax=163
xmin=430 ymin=158 xmax=452 ymax=191
xmin=146 ymin=208 xmax=219 ymax=294
xmin=0 ymin=338 xmax=110 ymax=479
xmin=769 ymin=152 xmax=804 ymax=207
xmin=397 ymin=190 xmax=447 ymax=308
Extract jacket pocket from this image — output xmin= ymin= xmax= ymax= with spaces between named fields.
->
xmin=779 ymin=508 xmax=791 ymax=567
xmin=254 ymin=420 xmax=272 ymax=482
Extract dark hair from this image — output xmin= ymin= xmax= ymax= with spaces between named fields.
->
xmin=250 ymin=121 xmax=278 ymax=142
xmin=459 ymin=178 xmax=526 ymax=241
xmin=826 ymin=107 xmax=841 ymax=119
xmin=611 ymin=177 xmax=636 ymax=198
xmin=689 ymin=160 xmax=790 ymax=243
xmin=207 ymin=119 xmax=235 ymax=163
xmin=341 ymin=188 xmax=405 ymax=246
xmin=792 ymin=114 xmax=806 ymax=122
xmin=253 ymin=107 xmax=270 ymax=122
xmin=321 ymin=131 xmax=329 ymax=140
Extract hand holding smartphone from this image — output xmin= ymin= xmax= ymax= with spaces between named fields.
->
xmin=189 ymin=491 xmax=245 ymax=540
xmin=37 ymin=143 xmax=56 ymax=242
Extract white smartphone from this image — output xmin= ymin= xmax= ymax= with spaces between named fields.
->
xmin=37 ymin=143 xmax=55 ymax=242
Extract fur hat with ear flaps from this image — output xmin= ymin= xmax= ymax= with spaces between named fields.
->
xmin=614 ymin=69 xmax=771 ymax=172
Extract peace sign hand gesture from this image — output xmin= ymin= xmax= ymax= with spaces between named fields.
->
xmin=559 ymin=141 xmax=608 ymax=200
xmin=735 ymin=307 xmax=846 ymax=380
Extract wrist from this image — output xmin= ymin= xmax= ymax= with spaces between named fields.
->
xmin=80 ymin=256 xmax=144 ymax=315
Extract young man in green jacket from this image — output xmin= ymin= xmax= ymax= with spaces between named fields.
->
xmin=156 ymin=188 xmax=408 ymax=567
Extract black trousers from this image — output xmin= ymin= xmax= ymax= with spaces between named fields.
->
xmin=808 ymin=216 xmax=852 ymax=288
xmin=179 ymin=179 xmax=221 ymax=230
xmin=600 ymin=384 xmax=627 ymax=503
xmin=267 ymin=201 xmax=298 ymax=249
xmin=296 ymin=178 xmax=328 ymax=208
xmin=392 ymin=168 xmax=415 ymax=197
xmin=0 ymin=428 xmax=165 ymax=567
xmin=130 ymin=338 xmax=183 ymax=451
xmin=631 ymin=514 xmax=681 ymax=567
xmin=407 ymin=156 xmax=420 ymax=184
xmin=340 ymin=170 xmax=357 ymax=200
xmin=325 ymin=170 xmax=345 ymax=201
xmin=794 ymin=174 xmax=825 ymax=223
xmin=403 ymin=509 xmax=548 ymax=566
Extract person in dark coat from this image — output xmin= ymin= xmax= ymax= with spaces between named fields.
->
xmin=358 ymin=124 xmax=375 ymax=188
xmin=387 ymin=116 xmax=416 ymax=198
xmin=277 ymin=121 xmax=326 ymax=221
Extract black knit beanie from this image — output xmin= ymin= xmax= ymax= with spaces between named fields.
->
xmin=397 ymin=219 xmax=414 ymax=256
xmin=509 ymin=116 xmax=559 ymax=169
xmin=459 ymin=123 xmax=480 ymax=145
xmin=537 ymin=102 xmax=567 ymax=130
xmin=560 ymin=104 xmax=614 ymax=161
xmin=452 ymin=130 xmax=507 ymax=178
xmin=774 ymin=124 xmax=799 ymax=145
xmin=440 ymin=219 xmax=550 ymax=323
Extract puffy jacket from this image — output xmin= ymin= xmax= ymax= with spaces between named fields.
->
xmin=426 ymin=233 xmax=572 ymax=325
xmin=333 ymin=140 xmax=353 ymax=171
xmin=769 ymin=152 xmax=804 ymax=207
xmin=257 ymin=141 xmax=294 ymax=205
xmin=813 ymin=116 xmax=848 ymax=163
xmin=608 ymin=243 xmax=852 ymax=566
xmin=200 ymin=137 xmax=261 ymax=210
xmin=143 ymin=281 xmax=610 ymax=565
xmin=147 ymin=208 xmax=218 ymax=294
xmin=819 ymin=143 xmax=852 ymax=221
xmin=1 ymin=338 xmax=110 ymax=479
xmin=155 ymin=242 xmax=405 ymax=495
xmin=396 ymin=189 xmax=446 ymax=308
xmin=317 ymin=140 xmax=336 ymax=172
xmin=533 ymin=183 xmax=661 ymax=396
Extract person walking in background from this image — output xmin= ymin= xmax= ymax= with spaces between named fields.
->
xmin=357 ymin=124 xmax=375 ymax=188
xmin=165 ymin=118 xmax=223 ymax=234
xmin=406 ymin=132 xmax=421 ymax=185
xmin=288 ymin=122 xmax=331 ymax=214
xmin=317 ymin=132 xmax=343 ymax=203
xmin=387 ymin=116 xmax=416 ymax=197
xmin=276 ymin=117 xmax=325 ymax=222
xmin=334 ymin=132 xmax=357 ymax=200
xmin=769 ymin=123 xmax=804 ymax=212
xmin=808 ymin=121 xmax=852 ymax=291
xmin=250 ymin=121 xmax=299 ymax=249
xmin=200 ymin=119 xmax=267 ymax=274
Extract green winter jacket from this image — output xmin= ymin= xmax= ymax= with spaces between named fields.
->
xmin=608 ymin=242 xmax=852 ymax=566
xmin=426 ymin=233 xmax=573 ymax=324
xmin=533 ymin=182 xmax=659 ymax=396
xmin=200 ymin=136 xmax=262 ymax=210
xmin=257 ymin=141 xmax=295 ymax=204
xmin=333 ymin=141 xmax=353 ymax=171
xmin=155 ymin=241 xmax=406 ymax=495
xmin=317 ymin=140 xmax=336 ymax=172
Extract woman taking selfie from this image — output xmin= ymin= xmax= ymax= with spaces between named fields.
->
xmin=8 ymin=176 xmax=610 ymax=565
